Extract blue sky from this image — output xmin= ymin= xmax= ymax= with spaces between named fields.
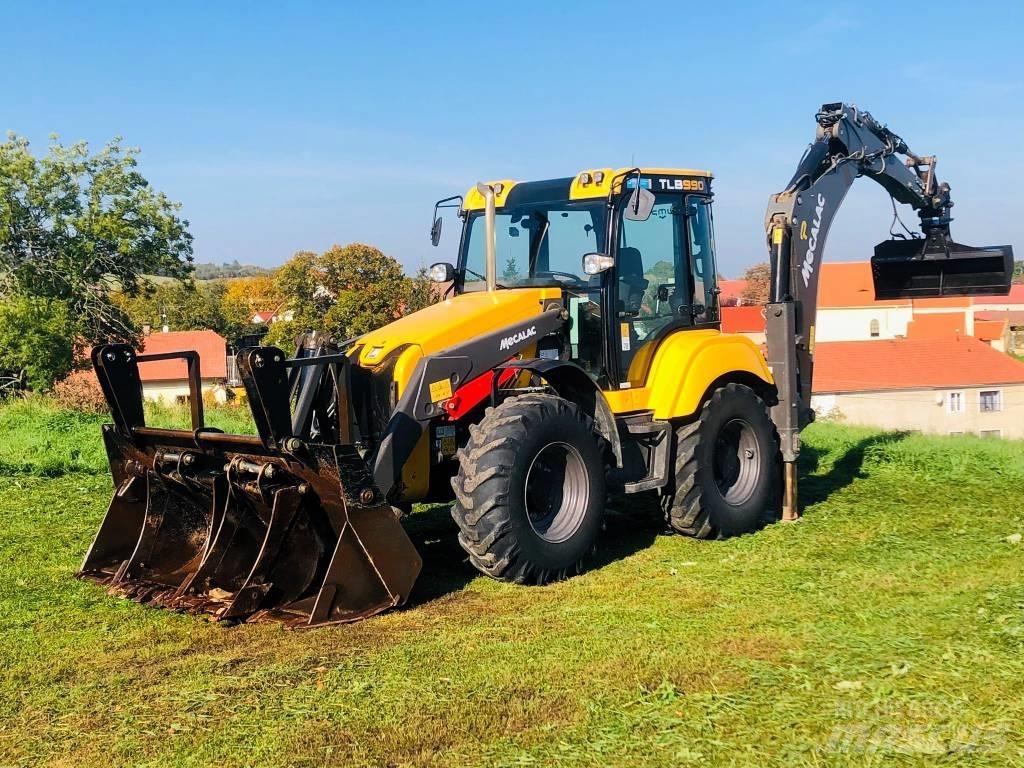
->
xmin=4 ymin=1 xmax=1022 ymax=277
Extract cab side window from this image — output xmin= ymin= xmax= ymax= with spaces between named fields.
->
xmin=687 ymin=199 xmax=719 ymax=323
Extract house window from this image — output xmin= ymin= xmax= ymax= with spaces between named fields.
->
xmin=980 ymin=429 xmax=1002 ymax=439
xmin=979 ymin=390 xmax=1002 ymax=413
xmin=947 ymin=391 xmax=964 ymax=414
xmin=869 ymin=319 xmax=880 ymax=338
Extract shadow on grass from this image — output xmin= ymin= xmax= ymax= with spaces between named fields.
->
xmin=798 ymin=430 xmax=910 ymax=511
xmin=400 ymin=501 xmax=661 ymax=609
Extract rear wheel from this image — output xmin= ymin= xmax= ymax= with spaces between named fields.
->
xmin=451 ymin=393 xmax=606 ymax=583
xmin=661 ymin=383 xmax=781 ymax=538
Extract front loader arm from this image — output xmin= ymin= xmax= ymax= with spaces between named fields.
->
xmin=370 ymin=305 xmax=567 ymax=498
xmin=764 ymin=102 xmax=1013 ymax=518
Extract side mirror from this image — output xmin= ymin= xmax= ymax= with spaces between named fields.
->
xmin=582 ymin=252 xmax=615 ymax=275
xmin=430 ymin=217 xmax=443 ymax=247
xmin=624 ymin=186 xmax=655 ymax=222
xmin=429 ymin=262 xmax=455 ymax=283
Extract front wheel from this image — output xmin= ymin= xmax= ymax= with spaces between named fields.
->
xmin=661 ymin=383 xmax=781 ymax=539
xmin=451 ymin=393 xmax=607 ymax=584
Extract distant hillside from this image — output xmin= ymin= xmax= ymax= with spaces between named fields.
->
xmin=192 ymin=261 xmax=273 ymax=280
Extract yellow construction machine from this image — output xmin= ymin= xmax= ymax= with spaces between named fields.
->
xmin=79 ymin=103 xmax=1013 ymax=625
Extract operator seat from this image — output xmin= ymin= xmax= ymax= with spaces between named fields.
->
xmin=617 ymin=247 xmax=649 ymax=316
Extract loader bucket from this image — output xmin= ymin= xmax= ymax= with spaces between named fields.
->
xmin=871 ymin=238 xmax=1014 ymax=299
xmin=77 ymin=343 xmax=422 ymax=627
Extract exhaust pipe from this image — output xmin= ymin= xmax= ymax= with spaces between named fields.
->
xmin=475 ymin=182 xmax=498 ymax=292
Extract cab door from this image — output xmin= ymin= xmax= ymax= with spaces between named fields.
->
xmin=613 ymin=193 xmax=719 ymax=388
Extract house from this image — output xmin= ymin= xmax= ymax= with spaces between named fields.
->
xmin=718 ymin=278 xmax=749 ymax=306
xmin=137 ymin=330 xmax=229 ymax=403
xmin=810 ymin=336 xmax=1024 ymax=439
xmin=976 ymin=310 xmax=1024 ymax=354
xmin=720 ymin=305 xmax=766 ymax=345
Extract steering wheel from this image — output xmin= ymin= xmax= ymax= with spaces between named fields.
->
xmin=537 ymin=270 xmax=584 ymax=286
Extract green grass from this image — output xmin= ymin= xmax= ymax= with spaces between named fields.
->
xmin=0 ymin=396 xmax=254 ymax=476
xmin=1 ymin=402 xmax=1023 ymax=766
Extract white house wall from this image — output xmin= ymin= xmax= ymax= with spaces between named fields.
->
xmin=815 ymin=306 xmax=913 ymax=342
xmin=811 ymin=384 xmax=1024 ymax=438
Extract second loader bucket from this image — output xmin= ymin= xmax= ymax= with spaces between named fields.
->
xmin=77 ymin=343 xmax=422 ymax=627
xmin=872 ymin=238 xmax=1014 ymax=299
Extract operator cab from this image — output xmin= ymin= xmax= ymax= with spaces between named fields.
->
xmin=429 ymin=168 xmax=721 ymax=390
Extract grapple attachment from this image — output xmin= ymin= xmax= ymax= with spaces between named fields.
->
xmin=871 ymin=238 xmax=1014 ymax=299
xmin=77 ymin=343 xmax=422 ymax=627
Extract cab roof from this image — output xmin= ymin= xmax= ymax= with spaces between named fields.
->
xmin=462 ymin=167 xmax=714 ymax=211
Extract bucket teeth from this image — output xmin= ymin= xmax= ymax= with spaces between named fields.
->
xmin=77 ymin=430 xmax=422 ymax=627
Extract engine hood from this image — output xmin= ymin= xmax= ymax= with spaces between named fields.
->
xmin=355 ymin=287 xmax=562 ymax=367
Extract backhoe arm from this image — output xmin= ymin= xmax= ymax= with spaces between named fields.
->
xmin=763 ymin=102 xmax=1013 ymax=519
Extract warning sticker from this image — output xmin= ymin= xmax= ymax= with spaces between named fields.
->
xmin=440 ymin=436 xmax=457 ymax=456
xmin=620 ymin=322 xmax=631 ymax=352
xmin=429 ymin=378 xmax=453 ymax=403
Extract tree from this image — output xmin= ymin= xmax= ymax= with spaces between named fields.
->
xmin=1014 ymin=260 xmax=1023 ymax=284
xmin=220 ymin=274 xmax=284 ymax=338
xmin=0 ymin=296 xmax=78 ymax=390
xmin=406 ymin=265 xmax=437 ymax=314
xmin=0 ymin=133 xmax=192 ymax=344
xmin=113 ymin=280 xmax=228 ymax=336
xmin=264 ymin=244 xmax=412 ymax=347
xmin=739 ymin=262 xmax=771 ymax=305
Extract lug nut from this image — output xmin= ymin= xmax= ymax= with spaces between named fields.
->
xmin=285 ymin=437 xmax=304 ymax=452
xmin=359 ymin=488 xmax=376 ymax=504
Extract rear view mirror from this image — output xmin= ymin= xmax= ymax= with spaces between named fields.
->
xmin=430 ymin=217 xmax=443 ymax=247
xmin=624 ymin=187 xmax=655 ymax=221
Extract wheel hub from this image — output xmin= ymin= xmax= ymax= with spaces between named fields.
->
xmin=524 ymin=441 xmax=590 ymax=543
xmin=713 ymin=418 xmax=760 ymax=505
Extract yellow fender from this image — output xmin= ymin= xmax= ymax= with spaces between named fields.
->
xmin=605 ymin=330 xmax=774 ymax=420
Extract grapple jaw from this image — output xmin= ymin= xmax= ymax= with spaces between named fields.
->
xmin=78 ymin=343 xmax=422 ymax=627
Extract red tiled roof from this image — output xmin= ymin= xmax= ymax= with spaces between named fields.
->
xmin=818 ymin=262 xmax=906 ymax=308
xmin=905 ymin=313 xmax=967 ymax=339
xmin=252 ymin=310 xmax=276 ymax=323
xmin=975 ymin=319 xmax=1007 ymax=342
xmin=721 ymin=306 xmax=765 ymax=333
xmin=718 ymin=279 xmax=748 ymax=304
xmin=137 ymin=330 xmax=228 ymax=382
xmin=974 ymin=284 xmax=1024 ymax=305
xmin=976 ymin=310 xmax=1024 ymax=327
xmin=813 ymin=337 xmax=1024 ymax=393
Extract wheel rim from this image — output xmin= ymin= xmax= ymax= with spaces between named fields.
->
xmin=524 ymin=441 xmax=590 ymax=543
xmin=713 ymin=418 xmax=760 ymax=505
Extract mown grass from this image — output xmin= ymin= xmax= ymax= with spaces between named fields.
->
xmin=0 ymin=401 xmax=1022 ymax=767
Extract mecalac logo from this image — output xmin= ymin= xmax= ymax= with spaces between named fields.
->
xmin=801 ymin=193 xmax=827 ymax=287
xmin=499 ymin=325 xmax=537 ymax=351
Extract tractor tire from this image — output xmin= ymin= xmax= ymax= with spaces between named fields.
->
xmin=451 ymin=393 xmax=606 ymax=584
xmin=661 ymin=383 xmax=781 ymax=539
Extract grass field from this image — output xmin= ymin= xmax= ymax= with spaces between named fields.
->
xmin=1 ymin=398 xmax=1023 ymax=766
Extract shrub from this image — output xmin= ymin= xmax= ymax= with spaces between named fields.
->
xmin=51 ymin=371 xmax=108 ymax=414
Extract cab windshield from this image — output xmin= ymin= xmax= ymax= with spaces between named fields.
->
xmin=460 ymin=202 xmax=606 ymax=290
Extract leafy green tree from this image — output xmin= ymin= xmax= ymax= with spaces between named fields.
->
xmin=406 ymin=265 xmax=437 ymax=314
xmin=113 ymin=280 xmax=228 ymax=336
xmin=0 ymin=297 xmax=78 ymax=389
xmin=502 ymin=256 xmax=521 ymax=282
xmin=740 ymin=262 xmax=771 ymax=304
xmin=264 ymin=244 xmax=413 ymax=347
xmin=0 ymin=133 xmax=192 ymax=343
xmin=1014 ymin=260 xmax=1023 ymax=284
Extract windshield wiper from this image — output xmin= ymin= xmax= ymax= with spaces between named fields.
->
xmin=464 ymin=267 xmax=508 ymax=288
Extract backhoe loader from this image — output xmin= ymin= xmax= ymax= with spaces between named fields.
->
xmin=79 ymin=103 xmax=1013 ymax=626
